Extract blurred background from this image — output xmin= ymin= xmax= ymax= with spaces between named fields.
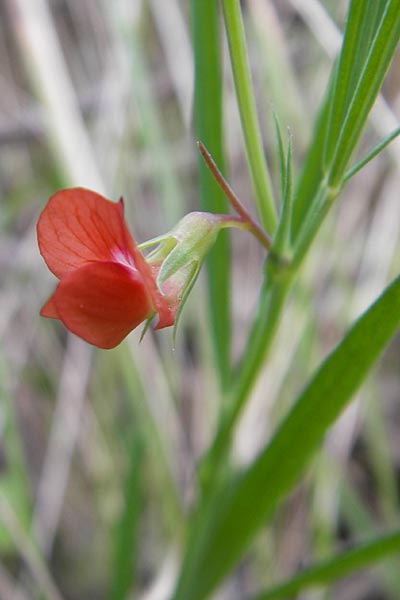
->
xmin=0 ymin=0 xmax=400 ymax=598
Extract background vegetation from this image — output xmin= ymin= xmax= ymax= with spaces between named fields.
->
xmin=0 ymin=1 xmax=399 ymax=599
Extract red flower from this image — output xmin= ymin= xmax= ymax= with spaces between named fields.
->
xmin=37 ymin=188 xmax=174 ymax=349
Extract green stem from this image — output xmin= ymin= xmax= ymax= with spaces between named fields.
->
xmin=292 ymin=183 xmax=338 ymax=269
xmin=197 ymin=141 xmax=272 ymax=249
xmin=201 ymin=183 xmax=334 ymax=481
xmin=221 ymin=0 xmax=277 ymax=233
xmin=200 ymin=266 xmax=291 ymax=484
xmin=201 ymin=0 xmax=400 ymax=489
xmin=218 ymin=216 xmax=271 ymax=250
xmin=201 ymin=183 xmax=334 ymax=480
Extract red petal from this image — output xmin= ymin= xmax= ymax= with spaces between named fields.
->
xmin=40 ymin=294 xmax=60 ymax=318
xmin=122 ymin=244 xmax=174 ymax=329
xmin=50 ymin=262 xmax=152 ymax=349
xmin=37 ymin=188 xmax=137 ymax=279
xmin=37 ymin=186 xmax=174 ymax=329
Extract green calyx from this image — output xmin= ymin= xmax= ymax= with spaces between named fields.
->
xmin=141 ymin=212 xmax=222 ymax=287
xmin=138 ymin=210 xmax=269 ymax=338
xmin=139 ymin=212 xmax=234 ymax=338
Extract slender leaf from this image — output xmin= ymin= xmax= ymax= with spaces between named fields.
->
xmin=291 ymin=72 xmax=334 ymax=241
xmin=323 ymin=0 xmax=366 ymax=168
xmin=327 ymin=0 xmax=400 ymax=186
xmin=273 ymin=133 xmax=293 ymax=256
xmin=252 ymin=531 xmax=400 ymax=600
xmin=272 ymin=112 xmax=286 ymax=203
xmin=173 ymin=273 xmax=400 ymax=600
xmin=322 ymin=0 xmax=388 ymax=169
xmin=293 ymin=0 xmax=400 ymax=241
xmin=191 ymin=0 xmax=231 ymax=390
xmin=352 ymin=1 xmax=387 ymax=73
xmin=343 ymin=126 xmax=400 ymax=183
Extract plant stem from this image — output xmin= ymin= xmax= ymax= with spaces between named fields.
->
xmin=218 ymin=216 xmax=271 ymax=250
xmin=197 ymin=141 xmax=272 ymax=250
xmin=221 ymin=0 xmax=277 ymax=233
xmin=200 ymin=267 xmax=291 ymax=485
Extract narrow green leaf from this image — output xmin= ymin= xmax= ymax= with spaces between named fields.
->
xmin=324 ymin=0 xmax=366 ymax=168
xmin=291 ymin=72 xmax=334 ymax=241
xmin=343 ymin=126 xmax=400 ymax=183
xmin=323 ymin=1 xmax=387 ymax=168
xmin=328 ymin=0 xmax=400 ymax=186
xmin=272 ymin=112 xmax=286 ymax=203
xmin=292 ymin=0 xmax=400 ymax=242
xmin=352 ymin=1 xmax=387 ymax=73
xmin=191 ymin=0 xmax=231 ymax=390
xmin=252 ymin=530 xmax=400 ymax=600
xmin=173 ymin=273 xmax=400 ymax=600
xmin=273 ymin=133 xmax=293 ymax=256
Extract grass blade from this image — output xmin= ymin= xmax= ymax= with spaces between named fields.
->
xmin=173 ymin=273 xmax=400 ymax=600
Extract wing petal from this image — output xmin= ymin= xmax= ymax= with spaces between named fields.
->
xmin=50 ymin=262 xmax=152 ymax=349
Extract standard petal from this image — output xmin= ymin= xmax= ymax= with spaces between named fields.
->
xmin=37 ymin=188 xmax=137 ymax=279
xmin=51 ymin=262 xmax=152 ymax=349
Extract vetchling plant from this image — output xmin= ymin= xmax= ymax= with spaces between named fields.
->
xmin=36 ymin=1 xmax=400 ymax=599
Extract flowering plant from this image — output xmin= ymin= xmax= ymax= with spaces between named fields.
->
xmin=26 ymin=2 xmax=400 ymax=599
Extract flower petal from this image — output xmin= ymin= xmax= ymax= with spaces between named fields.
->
xmin=146 ymin=263 xmax=176 ymax=329
xmin=37 ymin=188 xmax=137 ymax=279
xmin=49 ymin=262 xmax=152 ymax=349
xmin=122 ymin=241 xmax=175 ymax=328
xmin=40 ymin=294 xmax=60 ymax=319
